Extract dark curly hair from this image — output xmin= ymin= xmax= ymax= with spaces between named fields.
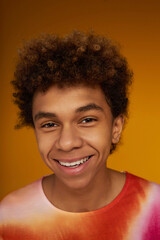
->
xmin=12 ymin=31 xmax=133 ymax=152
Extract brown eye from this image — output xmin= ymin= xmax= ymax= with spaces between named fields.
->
xmin=41 ymin=122 xmax=57 ymax=128
xmin=81 ymin=118 xmax=97 ymax=123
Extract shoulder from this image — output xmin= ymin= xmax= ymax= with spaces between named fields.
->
xmin=126 ymin=173 xmax=160 ymax=238
xmin=0 ymin=178 xmax=43 ymax=222
xmin=1 ymin=178 xmax=42 ymax=206
xmin=126 ymin=172 xmax=160 ymax=210
xmin=127 ymin=172 xmax=160 ymax=194
xmin=127 ymin=172 xmax=160 ymax=190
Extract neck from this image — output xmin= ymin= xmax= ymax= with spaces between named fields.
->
xmin=54 ymin=169 xmax=111 ymax=212
xmin=42 ymin=168 xmax=126 ymax=213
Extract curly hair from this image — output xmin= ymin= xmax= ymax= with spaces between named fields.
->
xmin=12 ymin=31 xmax=133 ymax=152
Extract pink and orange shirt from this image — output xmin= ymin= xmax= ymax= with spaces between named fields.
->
xmin=0 ymin=173 xmax=160 ymax=239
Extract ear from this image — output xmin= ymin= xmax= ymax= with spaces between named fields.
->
xmin=112 ymin=115 xmax=124 ymax=144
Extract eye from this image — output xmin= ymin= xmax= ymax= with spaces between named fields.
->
xmin=41 ymin=122 xmax=58 ymax=128
xmin=81 ymin=117 xmax=97 ymax=124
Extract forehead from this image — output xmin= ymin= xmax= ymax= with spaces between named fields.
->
xmin=32 ymin=85 xmax=110 ymax=115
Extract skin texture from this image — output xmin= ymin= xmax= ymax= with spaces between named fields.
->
xmin=32 ymin=85 xmax=125 ymax=212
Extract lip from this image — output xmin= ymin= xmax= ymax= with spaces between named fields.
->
xmin=54 ymin=155 xmax=92 ymax=163
xmin=54 ymin=155 xmax=93 ymax=175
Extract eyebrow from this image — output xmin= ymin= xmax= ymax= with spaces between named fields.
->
xmin=34 ymin=112 xmax=57 ymax=122
xmin=34 ymin=103 xmax=103 ymax=122
xmin=75 ymin=103 xmax=103 ymax=113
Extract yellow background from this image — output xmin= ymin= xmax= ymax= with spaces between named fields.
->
xmin=1 ymin=0 xmax=160 ymax=200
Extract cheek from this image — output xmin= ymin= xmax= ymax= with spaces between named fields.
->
xmin=82 ymin=125 xmax=112 ymax=150
xmin=35 ymin=132 xmax=55 ymax=159
xmin=98 ymin=129 xmax=113 ymax=152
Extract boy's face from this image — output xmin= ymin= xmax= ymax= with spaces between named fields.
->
xmin=32 ymin=85 xmax=123 ymax=190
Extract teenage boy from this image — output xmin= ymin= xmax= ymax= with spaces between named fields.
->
xmin=0 ymin=31 xmax=160 ymax=240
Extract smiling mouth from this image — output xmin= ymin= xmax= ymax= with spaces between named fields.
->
xmin=55 ymin=156 xmax=92 ymax=168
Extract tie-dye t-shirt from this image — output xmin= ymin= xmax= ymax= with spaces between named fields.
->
xmin=0 ymin=173 xmax=160 ymax=240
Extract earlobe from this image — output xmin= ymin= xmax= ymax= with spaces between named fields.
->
xmin=112 ymin=115 xmax=124 ymax=144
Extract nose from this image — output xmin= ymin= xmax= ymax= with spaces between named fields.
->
xmin=55 ymin=125 xmax=83 ymax=152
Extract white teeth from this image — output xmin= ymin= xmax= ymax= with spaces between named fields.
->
xmin=59 ymin=157 xmax=90 ymax=167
